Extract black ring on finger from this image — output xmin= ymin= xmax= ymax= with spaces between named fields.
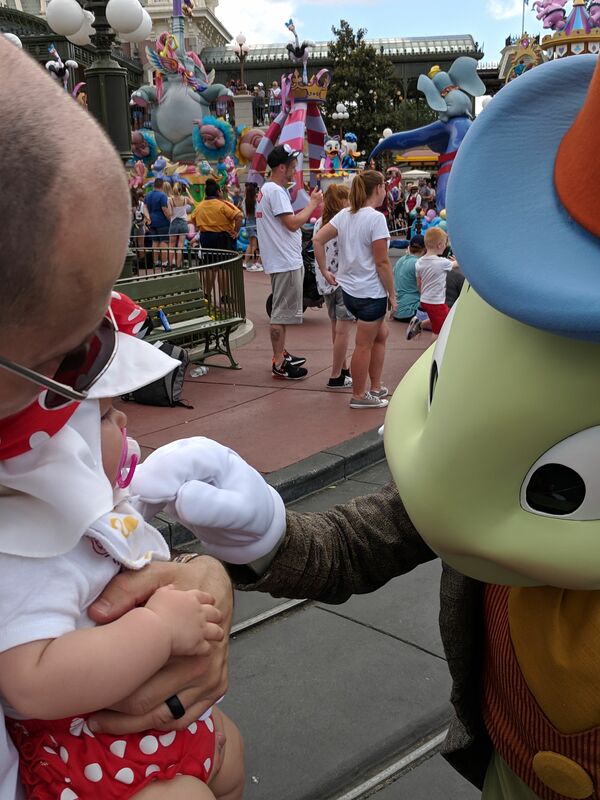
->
xmin=165 ymin=694 xmax=186 ymax=720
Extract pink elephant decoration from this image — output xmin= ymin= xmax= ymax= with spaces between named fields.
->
xmin=237 ymin=128 xmax=265 ymax=164
xmin=532 ymin=0 xmax=568 ymax=30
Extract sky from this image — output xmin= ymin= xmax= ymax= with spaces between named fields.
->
xmin=215 ymin=0 xmax=545 ymax=64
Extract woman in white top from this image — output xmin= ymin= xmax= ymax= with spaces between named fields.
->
xmin=313 ymin=171 xmax=397 ymax=409
xmin=313 ymin=184 xmax=354 ymax=389
xmin=169 ymin=182 xmax=191 ymax=269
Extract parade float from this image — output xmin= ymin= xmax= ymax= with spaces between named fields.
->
xmin=127 ymin=13 xmax=359 ymax=209
xmin=369 ymin=57 xmax=486 ymax=212
xmin=505 ymin=33 xmax=546 ymax=83
xmin=248 ymin=42 xmax=329 ymax=210
xmin=534 ymin=0 xmax=600 ymax=57
xmin=248 ymin=19 xmax=359 ymax=210
xmin=130 ymin=28 xmax=232 ymax=163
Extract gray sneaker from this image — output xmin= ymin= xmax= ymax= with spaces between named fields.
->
xmin=371 ymin=386 xmax=389 ymax=399
xmin=350 ymin=392 xmax=389 ymax=409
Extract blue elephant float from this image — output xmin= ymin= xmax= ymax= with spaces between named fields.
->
xmin=130 ymin=32 xmax=232 ymax=163
xmin=370 ymin=57 xmax=486 ymax=211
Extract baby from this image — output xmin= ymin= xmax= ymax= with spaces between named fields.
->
xmin=0 ymin=398 xmax=244 ymax=800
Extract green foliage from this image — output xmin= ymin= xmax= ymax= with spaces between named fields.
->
xmin=324 ymin=20 xmax=436 ymax=158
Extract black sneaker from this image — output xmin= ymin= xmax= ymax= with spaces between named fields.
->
xmin=283 ymin=350 xmax=306 ymax=367
xmin=341 ymin=368 xmax=351 ymax=379
xmin=273 ymin=361 xmax=308 ymax=380
xmin=327 ymin=374 xmax=353 ymax=390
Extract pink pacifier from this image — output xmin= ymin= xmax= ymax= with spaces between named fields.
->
xmin=116 ymin=428 xmax=140 ymax=489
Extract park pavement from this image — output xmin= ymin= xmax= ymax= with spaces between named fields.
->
xmin=122 ymin=260 xmax=480 ymax=797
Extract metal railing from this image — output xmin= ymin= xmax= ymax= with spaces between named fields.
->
xmin=120 ymin=244 xmax=246 ymax=323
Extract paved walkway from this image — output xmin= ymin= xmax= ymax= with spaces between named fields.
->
xmin=120 ymin=264 xmax=433 ymax=474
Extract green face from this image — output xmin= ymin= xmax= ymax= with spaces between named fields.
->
xmin=385 ymin=287 xmax=600 ymax=589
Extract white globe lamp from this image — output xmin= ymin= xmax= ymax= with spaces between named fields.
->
xmin=46 ymin=0 xmax=85 ymax=37
xmin=382 ymin=127 xmax=393 ymax=139
xmin=105 ymin=0 xmax=143 ymax=34
xmin=119 ymin=8 xmax=152 ymax=42
xmin=67 ymin=9 xmax=95 ymax=45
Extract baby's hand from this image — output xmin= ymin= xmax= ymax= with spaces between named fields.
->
xmin=145 ymin=586 xmax=224 ymax=657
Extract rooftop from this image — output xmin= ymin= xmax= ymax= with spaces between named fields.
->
xmin=201 ymin=34 xmax=480 ymax=64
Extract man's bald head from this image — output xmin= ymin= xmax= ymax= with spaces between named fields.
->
xmin=1 ymin=38 xmax=129 ymax=319
xmin=0 ymin=38 xmax=131 ymax=416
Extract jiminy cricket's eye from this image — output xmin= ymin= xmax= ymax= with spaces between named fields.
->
xmin=522 ymin=427 xmax=600 ymax=519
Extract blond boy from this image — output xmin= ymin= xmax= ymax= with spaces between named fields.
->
xmin=414 ymin=227 xmax=456 ymax=335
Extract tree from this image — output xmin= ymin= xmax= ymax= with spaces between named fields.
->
xmin=324 ymin=20 xmax=436 ymax=159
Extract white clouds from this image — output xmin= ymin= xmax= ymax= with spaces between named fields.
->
xmin=216 ymin=0 xmax=297 ymax=43
xmin=487 ymin=0 xmax=523 ymax=20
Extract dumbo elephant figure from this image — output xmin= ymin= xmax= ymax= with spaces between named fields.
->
xmin=130 ymin=33 xmax=232 ymax=163
xmin=369 ymin=57 xmax=485 ymax=211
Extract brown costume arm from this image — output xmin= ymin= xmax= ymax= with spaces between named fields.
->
xmin=228 ymin=482 xmax=437 ymax=603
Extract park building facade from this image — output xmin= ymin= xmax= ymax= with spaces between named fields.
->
xmin=201 ymin=35 xmax=485 ymax=100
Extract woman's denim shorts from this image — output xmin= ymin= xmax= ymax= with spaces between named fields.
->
xmin=341 ymin=291 xmax=387 ymax=322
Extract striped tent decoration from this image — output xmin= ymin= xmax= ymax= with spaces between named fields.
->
xmin=248 ymin=69 xmax=330 ymax=212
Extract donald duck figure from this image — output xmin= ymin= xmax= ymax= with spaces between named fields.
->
xmin=319 ymin=138 xmax=343 ymax=174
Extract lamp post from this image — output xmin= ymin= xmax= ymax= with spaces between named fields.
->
xmin=331 ymin=101 xmax=349 ymax=139
xmin=45 ymin=0 xmax=152 ymax=161
xmin=233 ymin=32 xmax=249 ymax=94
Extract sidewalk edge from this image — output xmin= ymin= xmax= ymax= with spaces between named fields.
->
xmin=266 ymin=426 xmax=385 ymax=503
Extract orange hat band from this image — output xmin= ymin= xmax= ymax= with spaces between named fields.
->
xmin=554 ymin=57 xmax=600 ymax=239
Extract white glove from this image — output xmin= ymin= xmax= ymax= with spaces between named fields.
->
xmin=130 ymin=437 xmax=286 ymax=564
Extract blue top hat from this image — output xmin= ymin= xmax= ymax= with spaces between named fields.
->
xmin=447 ymin=55 xmax=600 ymax=342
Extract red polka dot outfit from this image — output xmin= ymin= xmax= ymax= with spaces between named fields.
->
xmin=7 ymin=713 xmax=216 ymax=798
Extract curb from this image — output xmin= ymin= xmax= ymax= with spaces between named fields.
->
xmin=155 ymin=425 xmax=385 ymax=550
xmin=265 ymin=426 xmax=385 ymax=503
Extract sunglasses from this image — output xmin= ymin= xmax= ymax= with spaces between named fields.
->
xmin=0 ymin=314 xmax=118 ymax=410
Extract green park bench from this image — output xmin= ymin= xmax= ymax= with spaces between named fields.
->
xmin=117 ymin=261 xmax=245 ymax=369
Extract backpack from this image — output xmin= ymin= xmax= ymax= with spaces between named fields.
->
xmin=123 ymin=341 xmax=193 ymax=408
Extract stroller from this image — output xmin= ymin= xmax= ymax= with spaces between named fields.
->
xmin=265 ymin=224 xmax=324 ymax=317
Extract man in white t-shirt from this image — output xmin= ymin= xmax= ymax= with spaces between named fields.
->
xmin=256 ymin=144 xmax=323 ymax=379
xmin=0 ymin=39 xmax=233 ymax=798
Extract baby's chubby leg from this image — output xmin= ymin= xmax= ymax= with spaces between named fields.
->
xmin=133 ymin=775 xmax=216 ymax=799
xmin=208 ymin=708 xmax=245 ymax=800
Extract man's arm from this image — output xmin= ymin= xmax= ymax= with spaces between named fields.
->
xmin=0 ymin=590 xmax=222 ymax=719
xmin=86 ymin=557 xmax=233 ymax=734
xmin=278 ymin=191 xmax=323 ymax=233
